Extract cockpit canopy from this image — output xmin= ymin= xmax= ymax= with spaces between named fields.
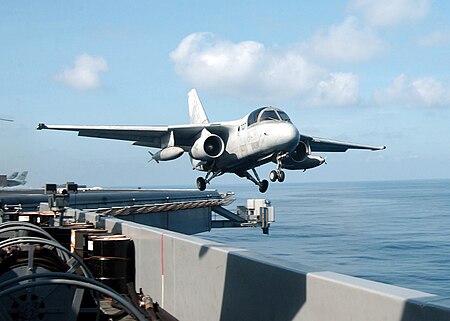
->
xmin=247 ymin=107 xmax=291 ymax=126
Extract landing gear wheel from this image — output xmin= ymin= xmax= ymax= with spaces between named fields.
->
xmin=269 ymin=170 xmax=278 ymax=182
xmin=277 ymin=170 xmax=285 ymax=182
xmin=259 ymin=179 xmax=269 ymax=193
xmin=196 ymin=177 xmax=206 ymax=191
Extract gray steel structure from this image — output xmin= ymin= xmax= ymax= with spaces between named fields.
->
xmin=1 ymin=188 xmax=450 ymax=320
xmin=0 ymin=189 xmax=244 ymax=235
xmin=0 ymin=188 xmax=224 ymax=212
xmin=80 ymin=210 xmax=450 ymax=321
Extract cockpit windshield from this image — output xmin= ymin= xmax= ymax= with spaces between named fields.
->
xmin=260 ymin=110 xmax=279 ymax=122
xmin=278 ymin=111 xmax=291 ymax=122
xmin=247 ymin=107 xmax=291 ymax=126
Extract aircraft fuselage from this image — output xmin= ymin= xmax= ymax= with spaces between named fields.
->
xmin=195 ymin=115 xmax=300 ymax=173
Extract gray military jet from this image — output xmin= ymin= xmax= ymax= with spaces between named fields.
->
xmin=37 ymin=89 xmax=385 ymax=192
xmin=1 ymin=171 xmax=28 ymax=187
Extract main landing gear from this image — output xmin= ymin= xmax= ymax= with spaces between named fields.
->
xmin=196 ymin=177 xmax=206 ymax=191
xmin=259 ymin=180 xmax=269 ymax=193
xmin=197 ymin=168 xmax=269 ymax=193
xmin=196 ymin=170 xmax=223 ymax=191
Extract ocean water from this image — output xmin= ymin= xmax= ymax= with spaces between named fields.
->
xmin=198 ymin=179 xmax=450 ymax=298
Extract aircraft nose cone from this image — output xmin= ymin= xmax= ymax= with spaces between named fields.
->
xmin=279 ymin=123 xmax=300 ymax=150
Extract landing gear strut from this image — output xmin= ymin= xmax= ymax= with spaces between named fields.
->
xmin=242 ymin=168 xmax=269 ymax=193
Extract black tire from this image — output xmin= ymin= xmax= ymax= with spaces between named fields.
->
xmin=278 ymin=170 xmax=285 ymax=183
xmin=259 ymin=180 xmax=269 ymax=193
xmin=196 ymin=177 xmax=206 ymax=191
xmin=269 ymin=170 xmax=278 ymax=182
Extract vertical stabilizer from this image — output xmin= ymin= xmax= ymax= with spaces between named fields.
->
xmin=188 ymin=89 xmax=209 ymax=124
xmin=8 ymin=172 xmax=19 ymax=179
xmin=17 ymin=171 xmax=28 ymax=181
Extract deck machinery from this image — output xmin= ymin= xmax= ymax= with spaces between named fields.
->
xmin=0 ymin=184 xmax=274 ymax=320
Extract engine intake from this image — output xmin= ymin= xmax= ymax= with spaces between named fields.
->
xmin=290 ymin=141 xmax=310 ymax=162
xmin=190 ymin=130 xmax=225 ymax=160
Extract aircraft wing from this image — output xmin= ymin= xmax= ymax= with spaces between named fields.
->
xmin=36 ymin=123 xmax=227 ymax=149
xmin=300 ymin=134 xmax=386 ymax=152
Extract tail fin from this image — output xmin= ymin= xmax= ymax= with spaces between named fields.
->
xmin=188 ymin=89 xmax=209 ymax=124
xmin=8 ymin=172 xmax=19 ymax=179
xmin=17 ymin=171 xmax=28 ymax=181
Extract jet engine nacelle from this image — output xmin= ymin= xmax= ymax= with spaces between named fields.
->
xmin=190 ymin=129 xmax=225 ymax=161
xmin=290 ymin=141 xmax=310 ymax=162
xmin=278 ymin=141 xmax=325 ymax=170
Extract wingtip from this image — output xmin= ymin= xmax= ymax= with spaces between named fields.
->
xmin=36 ymin=123 xmax=47 ymax=130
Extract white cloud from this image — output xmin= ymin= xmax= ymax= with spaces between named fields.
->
xmin=54 ymin=54 xmax=108 ymax=90
xmin=308 ymin=16 xmax=383 ymax=63
xmin=171 ymin=32 xmax=322 ymax=99
xmin=417 ymin=30 xmax=450 ymax=47
xmin=349 ymin=0 xmax=432 ymax=27
xmin=170 ymin=32 xmax=360 ymax=106
xmin=310 ymin=73 xmax=360 ymax=106
xmin=258 ymin=51 xmax=323 ymax=97
xmin=375 ymin=74 xmax=450 ymax=107
xmin=170 ymin=33 xmax=265 ymax=94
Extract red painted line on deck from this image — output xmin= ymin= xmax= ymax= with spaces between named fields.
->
xmin=161 ymin=233 xmax=164 ymax=276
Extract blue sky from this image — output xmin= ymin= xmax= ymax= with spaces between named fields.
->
xmin=1 ymin=0 xmax=450 ymax=189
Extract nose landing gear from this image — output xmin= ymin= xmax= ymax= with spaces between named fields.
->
xmin=270 ymin=152 xmax=287 ymax=183
xmin=269 ymin=169 xmax=285 ymax=182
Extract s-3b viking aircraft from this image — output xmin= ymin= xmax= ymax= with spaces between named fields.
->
xmin=37 ymin=89 xmax=385 ymax=193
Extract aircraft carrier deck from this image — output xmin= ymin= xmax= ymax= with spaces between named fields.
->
xmin=1 ymin=186 xmax=450 ymax=320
